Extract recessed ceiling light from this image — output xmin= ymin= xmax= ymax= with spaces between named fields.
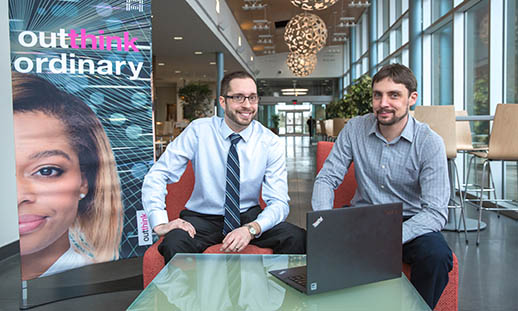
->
xmin=194 ymin=51 xmax=203 ymax=55
xmin=209 ymin=61 xmax=216 ymax=65
xmin=158 ymin=62 xmax=165 ymax=66
xmin=173 ymin=36 xmax=183 ymax=40
xmin=250 ymin=56 xmax=254 ymax=61
xmin=175 ymin=70 xmax=181 ymax=74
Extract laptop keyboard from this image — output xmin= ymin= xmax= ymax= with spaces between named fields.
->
xmin=288 ymin=274 xmax=307 ymax=287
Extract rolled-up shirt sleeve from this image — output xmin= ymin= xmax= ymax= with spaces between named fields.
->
xmin=142 ymin=126 xmax=198 ymax=230
xmin=256 ymin=137 xmax=290 ymax=233
xmin=402 ymin=133 xmax=449 ymax=243
xmin=312 ymin=126 xmax=353 ymax=211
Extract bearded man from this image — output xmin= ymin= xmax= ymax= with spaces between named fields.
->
xmin=312 ymin=64 xmax=453 ymax=309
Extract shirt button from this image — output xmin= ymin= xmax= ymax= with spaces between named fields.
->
xmin=380 ymin=185 xmax=385 ymax=189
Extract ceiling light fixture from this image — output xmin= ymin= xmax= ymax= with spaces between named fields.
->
xmin=242 ymin=0 xmax=266 ymax=10
xmin=332 ymin=32 xmax=348 ymax=42
xmin=173 ymin=36 xmax=183 ymax=40
xmin=349 ymin=0 xmax=371 ymax=8
xmin=194 ymin=51 xmax=203 ymax=55
xmin=158 ymin=62 xmax=165 ymax=66
xmin=290 ymin=0 xmax=338 ymax=11
xmin=209 ymin=61 xmax=216 ymax=65
xmin=284 ymin=13 xmax=327 ymax=55
xmin=252 ymin=19 xmax=270 ymax=31
xmin=286 ymin=52 xmax=317 ymax=77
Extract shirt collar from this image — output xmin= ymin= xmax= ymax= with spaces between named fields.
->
xmin=220 ymin=118 xmax=254 ymax=143
xmin=368 ymin=113 xmax=415 ymax=143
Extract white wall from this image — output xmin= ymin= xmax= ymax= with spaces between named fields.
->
xmin=255 ymin=46 xmax=344 ymax=79
xmin=0 ymin=0 xmax=20 ymax=248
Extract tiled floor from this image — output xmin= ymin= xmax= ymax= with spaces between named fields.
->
xmin=1 ymin=135 xmax=517 ymax=310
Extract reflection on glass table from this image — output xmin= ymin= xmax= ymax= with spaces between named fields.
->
xmin=128 ymin=254 xmax=430 ymax=311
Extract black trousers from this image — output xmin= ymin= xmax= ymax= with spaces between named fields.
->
xmin=158 ymin=206 xmax=306 ymax=263
xmin=403 ymin=231 xmax=453 ymax=309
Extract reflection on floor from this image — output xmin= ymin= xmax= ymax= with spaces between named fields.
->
xmin=0 ymin=136 xmax=516 ymax=310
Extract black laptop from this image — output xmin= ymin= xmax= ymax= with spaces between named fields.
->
xmin=269 ymin=203 xmax=402 ymax=295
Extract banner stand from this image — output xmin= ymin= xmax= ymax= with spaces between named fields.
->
xmin=19 ymin=259 xmax=143 ymax=309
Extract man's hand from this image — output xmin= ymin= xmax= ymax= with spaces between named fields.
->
xmin=153 ymin=218 xmax=196 ymax=238
xmin=220 ymin=227 xmax=253 ymax=252
xmin=220 ymin=222 xmax=262 ymax=252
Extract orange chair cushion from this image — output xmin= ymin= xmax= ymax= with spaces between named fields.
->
xmin=403 ymin=253 xmax=458 ymax=311
xmin=316 ymin=141 xmax=357 ymax=208
xmin=204 ymin=244 xmax=274 ymax=254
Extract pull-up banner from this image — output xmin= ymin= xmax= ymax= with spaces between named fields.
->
xmin=9 ymin=0 xmax=153 ymax=285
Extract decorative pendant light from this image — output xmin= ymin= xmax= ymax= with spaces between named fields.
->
xmin=290 ymin=0 xmax=338 ymax=11
xmin=284 ymin=12 xmax=328 ymax=55
xmin=286 ymin=52 xmax=317 ymax=77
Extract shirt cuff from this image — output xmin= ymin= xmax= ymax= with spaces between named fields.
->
xmin=254 ymin=215 xmax=272 ymax=238
xmin=148 ymin=209 xmax=170 ymax=231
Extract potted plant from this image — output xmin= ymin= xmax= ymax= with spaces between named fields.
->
xmin=270 ymin=114 xmax=280 ymax=135
xmin=324 ymin=75 xmax=373 ymax=136
xmin=178 ymin=83 xmax=213 ymax=121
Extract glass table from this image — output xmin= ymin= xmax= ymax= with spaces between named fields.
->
xmin=128 ymin=254 xmax=430 ymax=311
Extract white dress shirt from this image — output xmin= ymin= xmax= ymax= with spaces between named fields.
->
xmin=142 ymin=116 xmax=290 ymax=233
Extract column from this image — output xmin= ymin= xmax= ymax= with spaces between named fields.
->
xmin=369 ymin=0 xmax=378 ymax=76
xmin=216 ymin=52 xmax=224 ymax=117
xmin=409 ymin=0 xmax=423 ymax=107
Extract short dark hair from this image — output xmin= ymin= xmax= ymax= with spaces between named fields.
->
xmin=220 ymin=71 xmax=257 ymax=96
xmin=372 ymin=64 xmax=417 ymax=95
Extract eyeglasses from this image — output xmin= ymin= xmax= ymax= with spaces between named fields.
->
xmin=224 ymin=94 xmax=259 ymax=104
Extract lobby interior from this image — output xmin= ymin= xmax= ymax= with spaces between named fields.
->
xmin=1 ymin=0 xmax=517 ymax=310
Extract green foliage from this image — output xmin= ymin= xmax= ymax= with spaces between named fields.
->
xmin=326 ymin=75 xmax=373 ymax=119
xmin=271 ymin=114 xmax=280 ymax=128
xmin=178 ymin=83 xmax=213 ymax=121
xmin=473 ymin=76 xmax=489 ymax=144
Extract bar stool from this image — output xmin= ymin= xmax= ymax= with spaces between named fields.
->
xmin=414 ymin=105 xmax=468 ymax=243
xmin=463 ymin=104 xmax=518 ymax=245
xmin=452 ymin=111 xmax=489 ymax=232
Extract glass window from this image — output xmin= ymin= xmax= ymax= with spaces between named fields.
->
xmin=432 ymin=0 xmax=452 ymax=23
xmin=383 ymin=0 xmax=390 ymax=32
xmin=465 ymin=0 xmax=489 ymax=145
xmin=395 ymin=25 xmax=402 ymax=48
xmin=381 ymin=37 xmax=390 ymax=60
xmin=395 ymin=0 xmax=402 ymax=18
xmin=506 ymin=0 xmax=518 ymax=103
xmin=432 ymin=22 xmax=453 ymax=106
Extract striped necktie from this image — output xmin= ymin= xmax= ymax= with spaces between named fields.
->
xmin=223 ymin=133 xmax=242 ymax=235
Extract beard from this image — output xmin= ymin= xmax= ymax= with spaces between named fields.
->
xmin=225 ymin=107 xmax=256 ymax=128
xmin=375 ymin=106 xmax=409 ymax=126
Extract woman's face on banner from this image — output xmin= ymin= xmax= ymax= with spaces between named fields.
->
xmin=15 ymin=111 xmax=88 ymax=256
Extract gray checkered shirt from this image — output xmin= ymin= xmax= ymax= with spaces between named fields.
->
xmin=312 ymin=113 xmax=449 ymax=243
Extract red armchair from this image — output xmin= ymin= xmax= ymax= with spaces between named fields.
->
xmin=142 ymin=162 xmax=272 ymax=288
xmin=316 ymin=141 xmax=458 ymax=311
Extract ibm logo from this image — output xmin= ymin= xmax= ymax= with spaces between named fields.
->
xmin=126 ymin=0 xmax=144 ymax=12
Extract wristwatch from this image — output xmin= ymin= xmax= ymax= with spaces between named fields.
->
xmin=245 ymin=224 xmax=257 ymax=238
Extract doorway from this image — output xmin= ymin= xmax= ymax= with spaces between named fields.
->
xmin=285 ymin=111 xmax=304 ymax=135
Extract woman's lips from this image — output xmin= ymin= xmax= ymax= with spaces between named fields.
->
xmin=18 ymin=215 xmax=47 ymax=235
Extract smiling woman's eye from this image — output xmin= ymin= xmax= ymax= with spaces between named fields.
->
xmin=35 ymin=167 xmax=64 ymax=177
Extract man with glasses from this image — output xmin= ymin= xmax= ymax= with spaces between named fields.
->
xmin=143 ymin=71 xmax=306 ymax=263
